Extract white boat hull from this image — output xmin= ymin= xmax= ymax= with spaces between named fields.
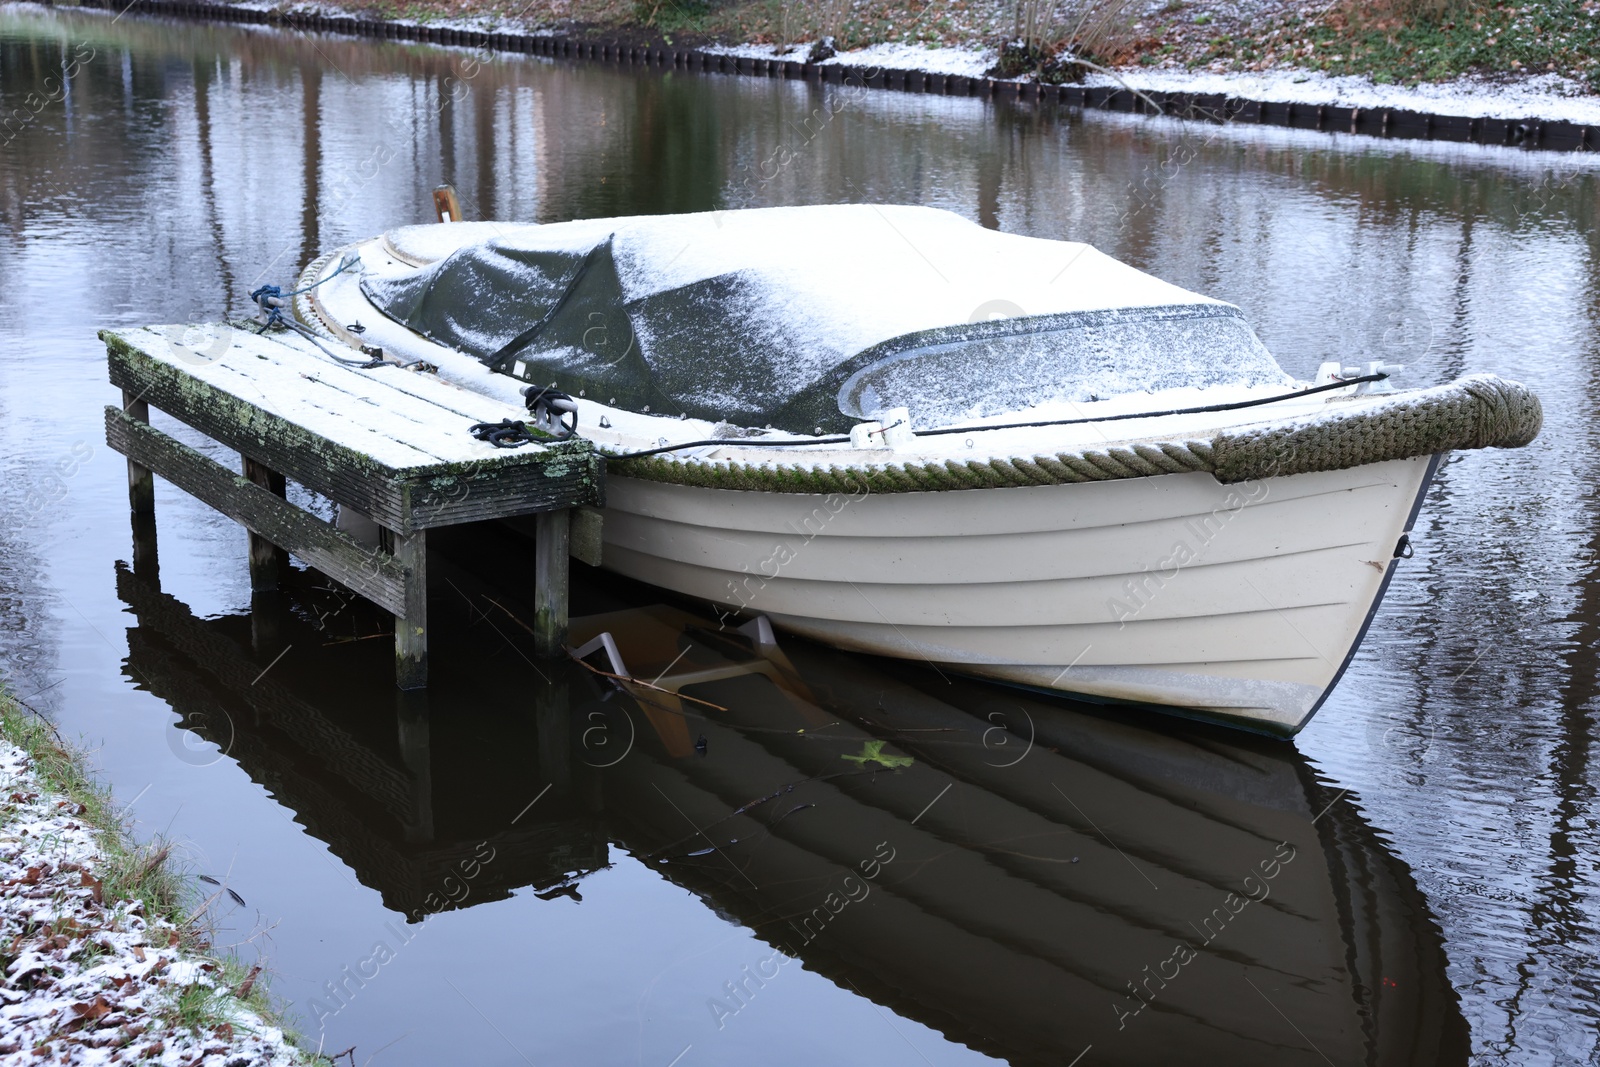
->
xmin=598 ymin=454 xmax=1440 ymax=736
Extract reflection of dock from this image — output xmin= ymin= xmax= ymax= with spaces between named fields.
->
xmin=116 ymin=563 xmax=606 ymax=920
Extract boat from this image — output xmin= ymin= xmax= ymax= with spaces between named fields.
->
xmin=291 ymin=204 xmax=1542 ymax=736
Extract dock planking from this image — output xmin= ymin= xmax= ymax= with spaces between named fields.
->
xmin=101 ymin=322 xmax=605 ymax=688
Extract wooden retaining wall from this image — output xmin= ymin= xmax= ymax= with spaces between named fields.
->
xmin=62 ymin=0 xmax=1599 ymax=153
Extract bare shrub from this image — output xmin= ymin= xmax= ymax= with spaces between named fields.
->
xmin=1001 ymin=0 xmax=1144 ymax=78
xmin=1343 ymin=0 xmax=1474 ymax=24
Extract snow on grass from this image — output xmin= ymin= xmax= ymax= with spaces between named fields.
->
xmin=0 ymin=736 xmax=310 ymax=1065
xmin=675 ymin=37 xmax=1600 ymax=124
xmin=698 ymin=40 xmax=996 ymax=77
xmin=1084 ymin=67 xmax=1600 ymax=125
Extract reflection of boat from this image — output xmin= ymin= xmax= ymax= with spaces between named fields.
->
xmin=574 ymin=605 xmax=1469 ymax=1066
xmin=117 ymin=555 xmax=1467 ymax=1065
xmin=297 ymin=205 xmax=1541 ymax=735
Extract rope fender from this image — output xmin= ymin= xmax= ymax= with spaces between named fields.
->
xmin=609 ymin=374 xmax=1543 ymax=494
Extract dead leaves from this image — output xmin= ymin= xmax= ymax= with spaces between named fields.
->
xmin=5 ymin=864 xmax=44 ymax=887
xmin=65 ymin=993 xmax=116 ymax=1029
xmin=79 ymin=869 xmax=103 ymax=904
xmin=233 ymin=964 xmax=261 ymax=1000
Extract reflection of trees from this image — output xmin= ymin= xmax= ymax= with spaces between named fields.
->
xmin=1481 ymin=230 xmax=1600 ymax=1056
xmin=299 ymin=63 xmax=322 ymax=272
xmin=190 ymin=52 xmax=237 ymax=310
xmin=538 ymin=68 xmax=727 ymax=221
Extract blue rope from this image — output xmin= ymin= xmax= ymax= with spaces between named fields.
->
xmin=249 ymin=254 xmax=391 ymax=369
xmin=249 ymin=253 xmax=359 ymax=330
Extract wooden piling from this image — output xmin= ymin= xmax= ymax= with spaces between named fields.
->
xmin=122 ymin=389 xmax=160 ymax=577
xmin=534 ymin=509 xmax=570 ymax=656
xmin=392 ymin=529 xmax=428 ymax=689
xmin=396 ymin=690 xmax=435 ymax=842
xmin=123 ymin=390 xmax=155 ymax=517
xmin=242 ymin=455 xmax=287 ymax=592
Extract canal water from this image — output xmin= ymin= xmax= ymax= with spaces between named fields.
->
xmin=1 ymin=4 xmax=1597 ymax=1063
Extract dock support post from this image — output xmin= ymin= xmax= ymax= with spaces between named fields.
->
xmin=122 ymin=389 xmax=159 ymax=578
xmin=242 ymin=455 xmax=288 ymax=593
xmin=534 ymin=509 xmax=570 ymax=657
xmin=123 ymin=390 xmax=155 ymax=517
xmin=392 ymin=529 xmax=428 ymax=689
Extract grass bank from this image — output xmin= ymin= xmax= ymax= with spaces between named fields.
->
xmin=1167 ymin=0 xmax=1600 ymax=88
xmin=0 ymin=685 xmax=320 ymax=1064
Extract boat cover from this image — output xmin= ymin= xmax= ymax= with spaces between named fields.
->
xmin=361 ymin=205 xmax=1293 ymax=432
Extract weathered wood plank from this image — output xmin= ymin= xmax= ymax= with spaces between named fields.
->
xmin=105 ymin=406 xmax=410 ymax=617
xmin=109 ymin=327 xmax=457 ymax=467
xmin=570 ymin=506 xmax=603 ymax=567
xmin=191 ymin=334 xmax=520 ymax=463
xmin=535 ymin=509 xmax=570 ymax=656
xmin=113 ymin=323 xmax=546 ymax=466
xmin=403 ymin=448 xmax=604 ymax=530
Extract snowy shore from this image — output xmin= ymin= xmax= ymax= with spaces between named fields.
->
xmin=698 ymin=39 xmax=1600 ymax=127
xmin=0 ymin=724 xmax=311 ymax=1066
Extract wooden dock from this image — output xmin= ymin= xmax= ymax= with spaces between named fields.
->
xmin=101 ymin=322 xmax=605 ymax=688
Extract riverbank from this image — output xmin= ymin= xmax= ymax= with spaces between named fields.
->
xmin=0 ymin=689 xmax=316 ymax=1065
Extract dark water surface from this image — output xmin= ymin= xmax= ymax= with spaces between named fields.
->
xmin=2 ymin=4 xmax=1597 ymax=1063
